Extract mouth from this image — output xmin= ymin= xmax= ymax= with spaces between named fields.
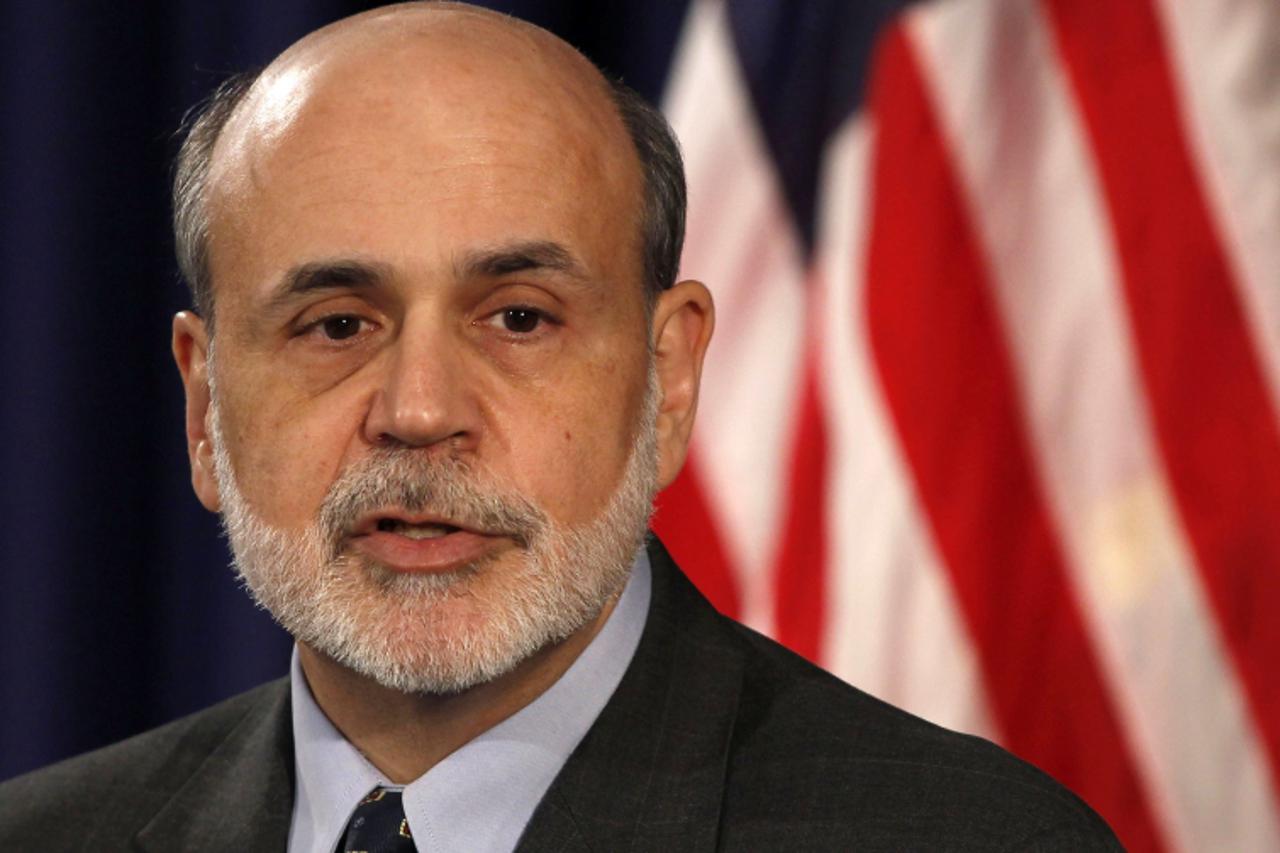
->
xmin=352 ymin=510 xmax=477 ymax=539
xmin=373 ymin=517 xmax=463 ymax=540
xmin=347 ymin=511 xmax=505 ymax=574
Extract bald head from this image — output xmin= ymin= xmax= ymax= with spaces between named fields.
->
xmin=172 ymin=2 xmax=685 ymax=327
xmin=222 ymin=4 xmax=627 ymax=165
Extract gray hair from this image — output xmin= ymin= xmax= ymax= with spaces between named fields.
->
xmin=172 ymin=71 xmax=259 ymax=324
xmin=171 ymin=70 xmax=686 ymax=327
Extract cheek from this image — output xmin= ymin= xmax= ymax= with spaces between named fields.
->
xmin=492 ymin=367 xmax=642 ymax=524
xmin=218 ymin=390 xmax=364 ymax=528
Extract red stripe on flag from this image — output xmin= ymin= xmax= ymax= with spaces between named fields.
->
xmin=1045 ymin=0 xmax=1280 ymax=798
xmin=653 ymin=452 xmax=742 ymax=618
xmin=863 ymin=25 xmax=1166 ymax=851
xmin=770 ymin=342 xmax=830 ymax=664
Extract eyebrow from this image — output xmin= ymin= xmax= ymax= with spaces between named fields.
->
xmin=266 ymin=258 xmax=392 ymax=311
xmin=264 ymin=240 xmax=591 ymax=311
xmin=456 ymin=240 xmax=591 ymax=285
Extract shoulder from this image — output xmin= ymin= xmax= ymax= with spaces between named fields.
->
xmin=0 ymin=678 xmax=289 ymax=848
xmin=714 ymin=619 xmax=1121 ymax=849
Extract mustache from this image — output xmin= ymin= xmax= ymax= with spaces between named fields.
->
xmin=317 ymin=449 xmax=548 ymax=553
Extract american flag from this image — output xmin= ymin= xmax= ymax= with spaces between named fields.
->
xmin=645 ymin=1 xmax=1280 ymax=850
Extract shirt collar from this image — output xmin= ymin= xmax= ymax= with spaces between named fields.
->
xmin=289 ymin=548 xmax=652 ymax=853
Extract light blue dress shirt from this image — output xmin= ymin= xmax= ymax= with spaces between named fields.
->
xmin=287 ymin=550 xmax=652 ymax=853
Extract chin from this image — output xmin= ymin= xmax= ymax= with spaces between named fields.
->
xmin=291 ymin=552 xmax=610 ymax=695
xmin=229 ymin=505 xmax=642 ymax=694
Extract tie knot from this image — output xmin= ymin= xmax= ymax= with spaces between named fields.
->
xmin=341 ymin=787 xmax=416 ymax=853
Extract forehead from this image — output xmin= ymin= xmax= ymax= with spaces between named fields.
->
xmin=204 ymin=20 xmax=643 ymax=307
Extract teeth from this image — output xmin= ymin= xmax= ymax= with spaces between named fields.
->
xmin=376 ymin=518 xmax=456 ymax=539
xmin=400 ymin=524 xmax=452 ymax=540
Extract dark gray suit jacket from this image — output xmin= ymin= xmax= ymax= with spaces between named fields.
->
xmin=0 ymin=538 xmax=1121 ymax=851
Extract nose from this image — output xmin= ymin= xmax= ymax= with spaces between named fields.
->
xmin=362 ymin=319 xmax=480 ymax=451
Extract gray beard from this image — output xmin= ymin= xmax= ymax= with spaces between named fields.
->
xmin=208 ymin=365 xmax=660 ymax=695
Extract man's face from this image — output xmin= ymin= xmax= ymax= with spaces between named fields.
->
xmin=175 ymin=26 xmax=683 ymax=692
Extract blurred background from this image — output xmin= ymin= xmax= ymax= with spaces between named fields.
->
xmin=2 ymin=1 xmax=1277 ymax=849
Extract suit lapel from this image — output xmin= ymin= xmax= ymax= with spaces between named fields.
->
xmin=518 ymin=537 xmax=743 ymax=853
xmin=135 ymin=680 xmax=294 ymax=852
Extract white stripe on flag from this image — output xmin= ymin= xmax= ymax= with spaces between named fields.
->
xmin=815 ymin=113 xmax=996 ymax=738
xmin=663 ymin=0 xmax=809 ymax=635
xmin=1153 ymin=0 xmax=1280 ymax=420
xmin=908 ymin=0 xmax=1280 ymax=848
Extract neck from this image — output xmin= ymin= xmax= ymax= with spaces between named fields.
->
xmin=295 ymin=597 xmax=618 ymax=784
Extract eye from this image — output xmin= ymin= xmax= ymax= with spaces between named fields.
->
xmin=476 ymin=301 xmax=560 ymax=340
xmin=317 ymin=315 xmax=364 ymax=340
xmin=497 ymin=307 xmax=543 ymax=333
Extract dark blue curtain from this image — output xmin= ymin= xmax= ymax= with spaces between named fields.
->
xmin=0 ymin=0 xmax=690 ymax=783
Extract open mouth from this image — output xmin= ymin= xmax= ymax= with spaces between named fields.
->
xmin=350 ymin=512 xmax=505 ymax=574
xmin=375 ymin=518 xmax=463 ymax=540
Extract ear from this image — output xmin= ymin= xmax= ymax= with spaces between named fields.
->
xmin=650 ymin=280 xmax=715 ymax=489
xmin=172 ymin=311 xmax=221 ymax=512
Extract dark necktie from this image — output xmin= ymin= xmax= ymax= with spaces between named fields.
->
xmin=340 ymin=787 xmax=417 ymax=853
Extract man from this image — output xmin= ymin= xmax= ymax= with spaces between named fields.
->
xmin=0 ymin=3 xmax=1119 ymax=850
